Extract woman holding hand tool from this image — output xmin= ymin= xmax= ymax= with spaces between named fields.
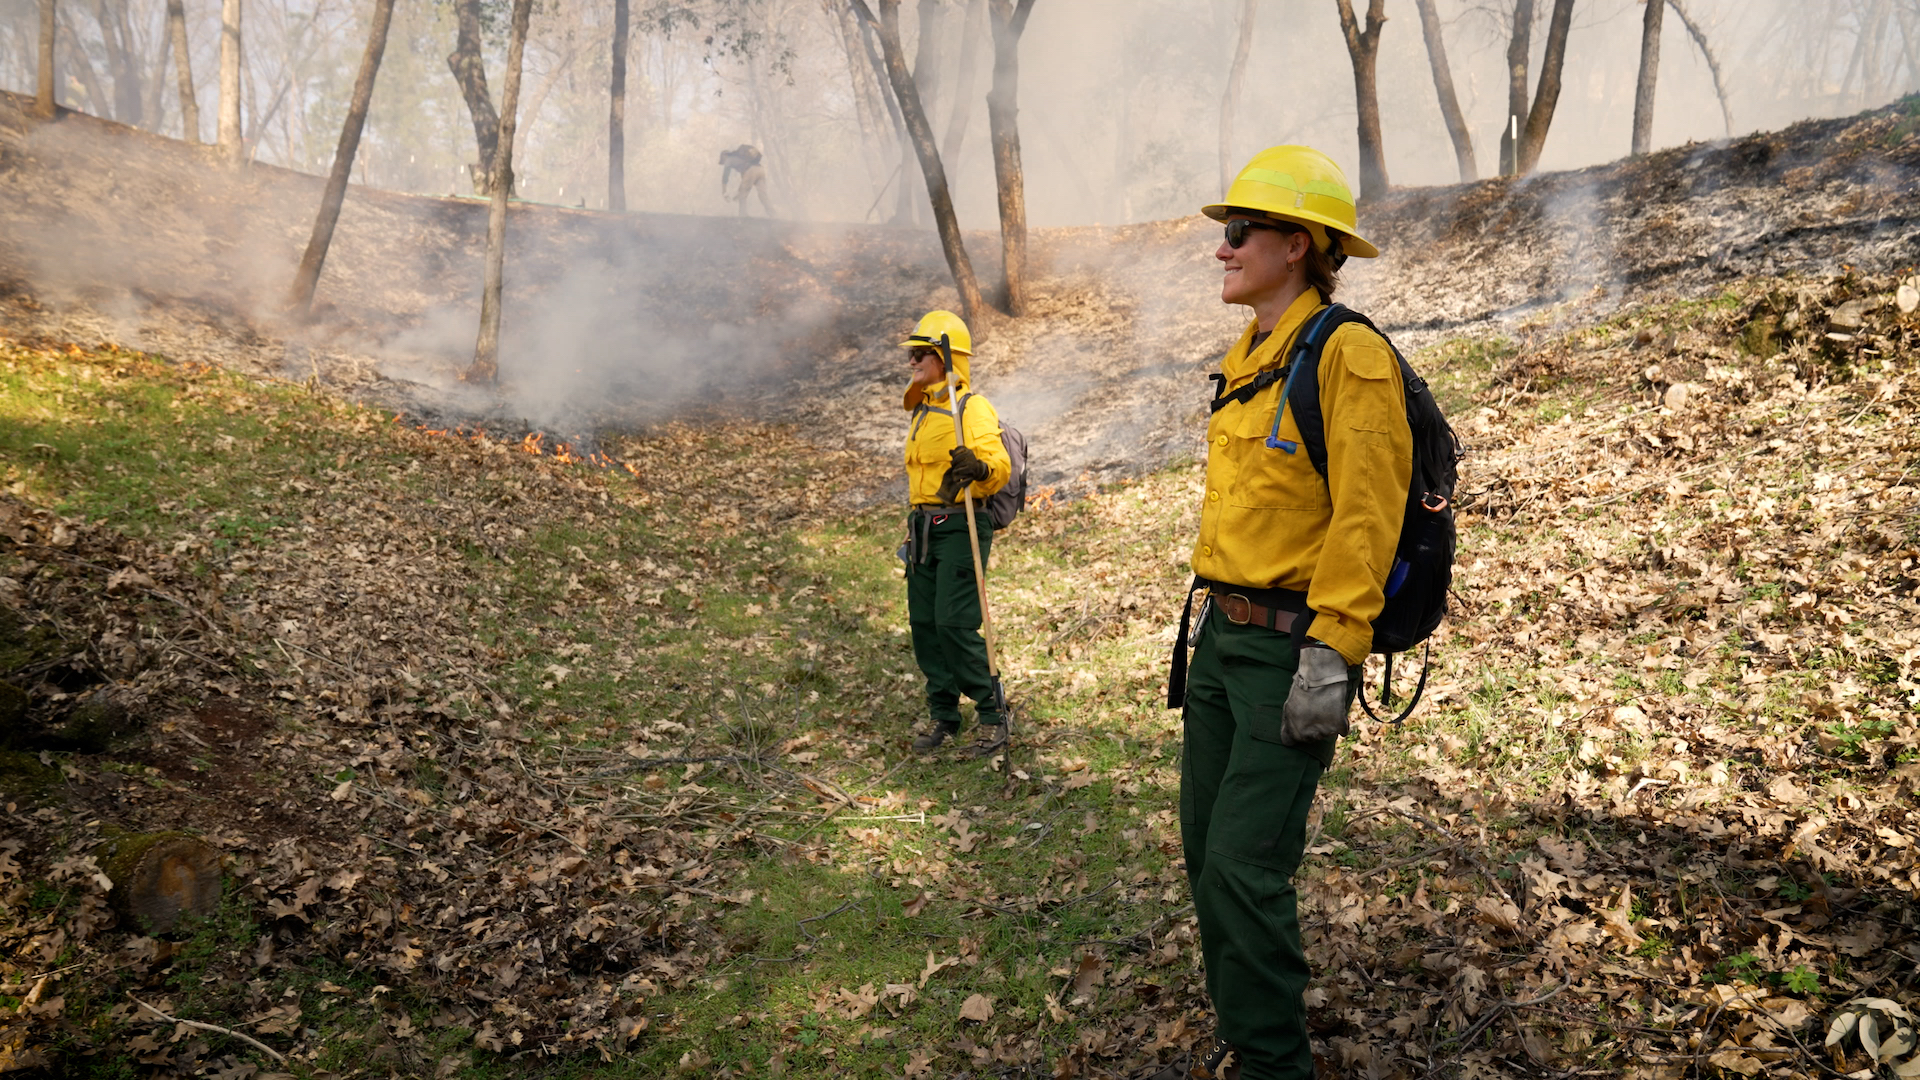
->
xmin=898 ymin=310 xmax=1011 ymax=755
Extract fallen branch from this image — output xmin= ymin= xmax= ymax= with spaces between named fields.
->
xmin=1380 ymin=803 xmax=1521 ymax=909
xmin=1417 ymin=982 xmax=1565 ymax=1079
xmin=796 ymin=899 xmax=858 ymax=942
xmin=128 ymin=993 xmax=287 ymax=1064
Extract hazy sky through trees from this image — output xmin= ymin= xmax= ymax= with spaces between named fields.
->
xmin=0 ymin=0 xmax=1913 ymax=228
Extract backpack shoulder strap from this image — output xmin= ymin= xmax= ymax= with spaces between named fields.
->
xmin=1208 ymin=366 xmax=1287 ymax=414
xmin=1288 ymin=303 xmax=1394 ymax=480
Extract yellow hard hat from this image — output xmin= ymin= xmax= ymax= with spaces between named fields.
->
xmin=1202 ymin=145 xmax=1379 ymax=260
xmin=900 ymin=310 xmax=972 ymax=356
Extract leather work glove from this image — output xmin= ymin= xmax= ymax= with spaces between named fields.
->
xmin=934 ymin=446 xmax=991 ymax=503
xmin=1280 ymin=643 xmax=1353 ymax=745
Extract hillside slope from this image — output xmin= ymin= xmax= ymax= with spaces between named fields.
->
xmin=4 ymin=92 xmax=1919 ymax=494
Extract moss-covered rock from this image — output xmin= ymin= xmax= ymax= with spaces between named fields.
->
xmin=1741 ymin=316 xmax=1781 ymax=358
xmin=0 ymin=606 xmax=61 ymax=677
xmin=93 ymin=829 xmax=222 ymax=933
xmin=52 ymin=693 xmax=140 ymax=753
xmin=0 ymin=749 xmax=60 ymax=806
xmin=0 ymin=680 xmax=26 ymax=738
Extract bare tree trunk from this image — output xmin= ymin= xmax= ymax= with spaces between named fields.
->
xmin=144 ymin=7 xmax=168 ymax=128
xmin=1335 ymin=0 xmax=1388 ymax=200
xmin=1837 ymin=0 xmax=1885 ymax=108
xmin=464 ymin=0 xmax=534 ymax=385
xmin=1865 ymin=0 xmax=1897 ymax=102
xmin=1629 ymin=0 xmax=1662 ymax=155
xmin=1499 ymin=0 xmax=1533 ymax=175
xmin=36 ymin=0 xmax=57 ymax=117
xmin=1515 ymin=0 xmax=1573 ymax=175
xmin=985 ymin=0 xmax=1035 ymax=316
xmin=59 ymin=4 xmax=110 ymax=116
xmin=828 ymin=0 xmax=892 ymax=195
xmin=855 ymin=0 xmax=989 ymax=323
xmin=608 ymin=0 xmax=629 ymax=211
xmin=1413 ymin=0 xmax=1475 ymax=181
xmin=217 ymin=0 xmax=241 ymax=163
xmin=167 ymin=0 xmax=198 ymax=141
xmin=905 ymin=0 xmax=945 ymax=225
xmin=286 ymin=0 xmax=396 ymax=316
xmin=447 ymin=0 xmax=499 ymax=194
xmin=1893 ymin=1 xmax=1920 ymax=93
xmin=246 ymin=77 xmax=290 ymax=147
xmin=1220 ymin=0 xmax=1256 ymax=196
xmin=1114 ymin=76 xmax=1134 ymax=223
xmin=854 ymin=11 xmax=915 ymax=224
xmin=1666 ymin=0 xmax=1732 ymax=135
xmin=95 ymin=0 xmax=142 ymax=125
xmin=940 ymin=0 xmax=984 ymax=169
xmin=515 ymin=39 xmax=579 ymax=162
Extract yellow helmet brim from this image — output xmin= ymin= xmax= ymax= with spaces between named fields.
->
xmin=1203 ymin=202 xmax=1380 ymax=259
xmin=898 ymin=334 xmax=971 ymax=356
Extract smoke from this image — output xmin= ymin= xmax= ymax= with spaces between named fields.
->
xmin=0 ymin=94 xmax=950 ymax=442
xmin=7 ymin=0 xmax=1909 ymax=237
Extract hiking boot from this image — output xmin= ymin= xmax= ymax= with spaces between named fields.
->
xmin=912 ymin=722 xmax=960 ymax=752
xmin=1145 ymin=1036 xmax=1242 ymax=1080
xmin=965 ymin=723 xmax=1008 ymax=758
xmin=1196 ymin=1038 xmax=1241 ymax=1080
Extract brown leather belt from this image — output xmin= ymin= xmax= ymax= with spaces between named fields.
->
xmin=1207 ymin=589 xmax=1306 ymax=634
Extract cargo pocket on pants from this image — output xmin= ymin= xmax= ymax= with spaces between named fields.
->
xmin=1250 ymin=702 xmax=1288 ymax=745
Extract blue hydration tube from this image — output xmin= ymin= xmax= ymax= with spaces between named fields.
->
xmin=1265 ymin=307 xmax=1337 ymax=453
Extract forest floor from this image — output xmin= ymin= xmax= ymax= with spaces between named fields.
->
xmin=2 ymin=271 xmax=1918 ymax=1079
xmin=1 ymin=93 xmax=1919 ymax=1079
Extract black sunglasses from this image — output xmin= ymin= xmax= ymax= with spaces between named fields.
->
xmin=1224 ymin=218 xmax=1297 ymax=249
xmin=908 ymin=347 xmax=941 ymax=362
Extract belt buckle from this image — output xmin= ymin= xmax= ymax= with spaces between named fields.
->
xmin=1221 ymin=593 xmax=1253 ymax=626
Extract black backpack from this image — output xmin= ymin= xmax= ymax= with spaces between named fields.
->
xmin=1211 ymin=303 xmax=1460 ymax=722
xmin=956 ymin=394 xmax=1028 ymax=530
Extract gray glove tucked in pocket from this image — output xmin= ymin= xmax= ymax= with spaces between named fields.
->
xmin=1280 ymin=643 xmax=1353 ymax=745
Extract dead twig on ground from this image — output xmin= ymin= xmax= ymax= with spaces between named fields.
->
xmin=796 ymin=899 xmax=857 ymax=942
xmin=129 ymin=993 xmax=287 ymax=1063
xmin=1416 ymin=982 xmax=1565 ymax=1080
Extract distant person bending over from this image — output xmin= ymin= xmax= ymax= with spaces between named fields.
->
xmin=898 ymin=310 xmax=1010 ymax=756
xmin=718 ymin=144 xmax=773 ymax=217
xmin=1160 ymin=145 xmax=1408 ymax=1080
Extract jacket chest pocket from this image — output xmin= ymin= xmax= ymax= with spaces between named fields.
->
xmin=911 ymin=414 xmax=956 ymax=462
xmin=1220 ymin=397 xmax=1329 ymax=511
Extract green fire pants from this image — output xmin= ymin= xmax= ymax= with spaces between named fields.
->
xmin=905 ymin=508 xmax=1002 ymax=730
xmin=1179 ymin=605 xmax=1351 ymax=1079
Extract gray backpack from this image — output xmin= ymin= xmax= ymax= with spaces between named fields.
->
xmin=957 ymin=394 xmax=1028 ymax=530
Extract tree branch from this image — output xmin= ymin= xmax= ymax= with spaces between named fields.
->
xmin=1666 ymin=0 xmax=1733 ymax=135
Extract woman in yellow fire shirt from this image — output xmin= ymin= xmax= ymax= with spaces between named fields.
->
xmin=1167 ymin=146 xmax=1411 ymax=1080
xmin=898 ymin=310 xmax=1010 ymax=755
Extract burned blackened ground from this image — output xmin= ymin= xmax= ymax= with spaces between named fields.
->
xmin=1354 ymin=104 xmax=1920 ymax=341
xmin=3 ymin=91 xmax=1919 ymax=496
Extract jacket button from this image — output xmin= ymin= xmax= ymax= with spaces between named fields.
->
xmin=1217 ymin=434 xmax=1228 ymax=446
xmin=1202 ymin=545 xmax=1213 ymax=556
xmin=1208 ymin=490 xmax=1219 ymax=502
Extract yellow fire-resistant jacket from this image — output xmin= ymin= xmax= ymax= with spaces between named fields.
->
xmin=903 ymin=362 xmax=1010 ymax=506
xmin=1192 ymin=290 xmax=1413 ymax=665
